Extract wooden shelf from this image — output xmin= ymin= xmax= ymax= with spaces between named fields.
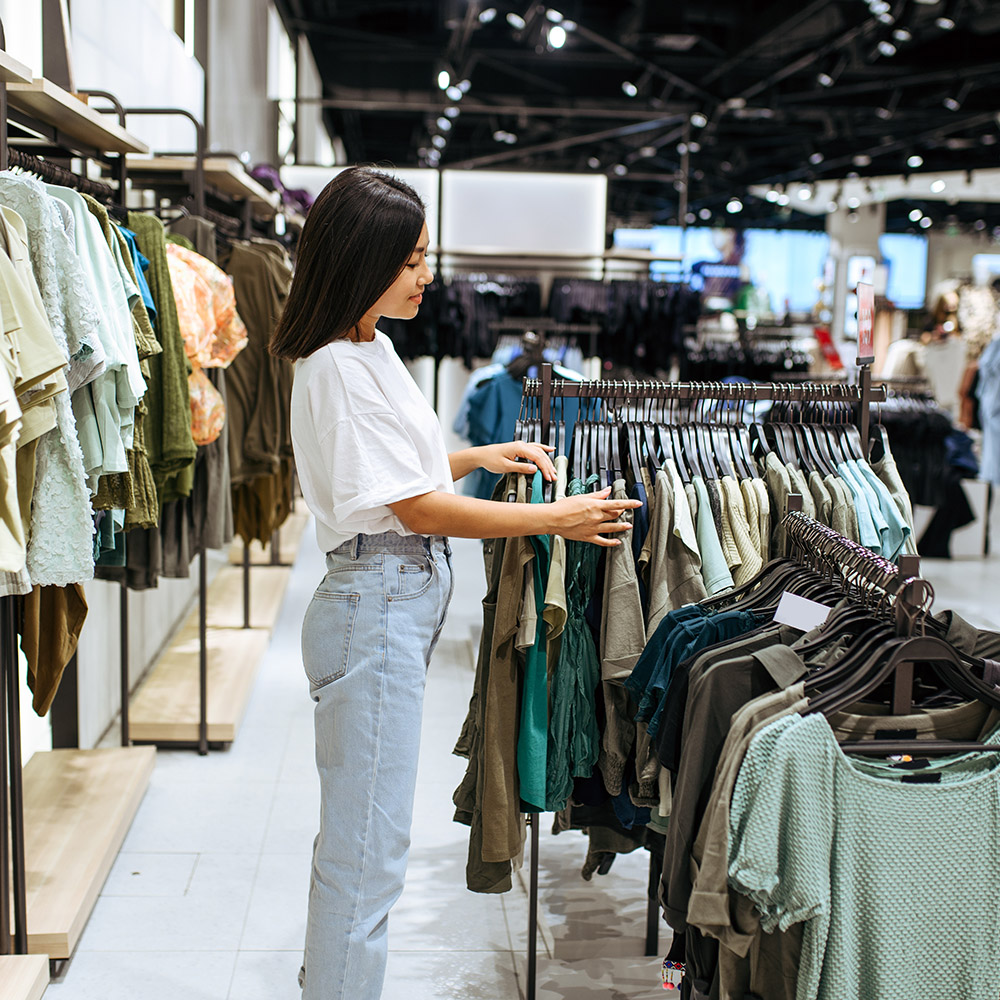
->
xmin=0 ymin=956 xmax=48 ymax=1000
xmin=7 ymin=79 xmax=148 ymax=154
xmin=126 ymin=155 xmax=280 ymax=216
xmin=127 ymin=623 xmax=271 ymax=744
xmin=229 ymin=509 xmax=310 ymax=566
xmin=21 ymin=747 xmax=156 ymax=959
xmin=0 ymin=51 xmax=33 ymax=86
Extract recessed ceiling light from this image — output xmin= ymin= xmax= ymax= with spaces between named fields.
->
xmin=548 ymin=24 xmax=567 ymax=48
xmin=931 ymin=178 xmax=946 ymax=192
xmin=698 ymin=207 xmax=712 ymax=220
xmin=436 ymin=117 xmax=452 ymax=131
xmin=432 ymin=135 xmax=447 ymax=149
xmin=444 ymin=106 xmax=460 ymax=118
xmin=920 ymin=216 xmax=933 ymax=227
xmin=437 ymin=70 xmax=450 ymax=90
xmin=893 ymin=27 xmax=912 ymax=41
xmin=587 ymin=156 xmax=600 ymax=168
xmin=545 ymin=9 xmax=563 ymax=22
xmin=446 ymin=85 xmax=463 ymax=101
xmin=621 ymin=80 xmax=639 ymax=97
xmin=506 ymin=12 xmax=526 ymax=29
xmin=809 ymin=151 xmax=825 ymax=164
xmin=613 ymin=163 xmax=628 ymax=176
xmin=726 ymin=198 xmax=743 ymax=213
xmin=909 ymin=208 xmax=923 ymax=221
xmin=798 ymin=186 xmax=813 ymax=200
xmin=847 ymin=196 xmax=861 ymax=208
xmin=877 ymin=40 xmax=897 ymax=56
xmin=936 ymin=16 xmax=956 ymax=29
xmin=907 ymin=154 xmax=924 ymax=168
xmin=690 ymin=112 xmax=708 ymax=128
xmin=479 ymin=7 xmax=497 ymax=23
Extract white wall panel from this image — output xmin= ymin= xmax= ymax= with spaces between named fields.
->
xmin=440 ymin=171 xmax=606 ymax=255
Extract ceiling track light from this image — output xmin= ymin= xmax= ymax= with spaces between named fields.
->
xmin=936 ymin=15 xmax=956 ymax=29
xmin=943 ymin=80 xmax=974 ymax=111
xmin=506 ymin=12 xmax=527 ymax=30
xmin=446 ymin=85 xmax=463 ymax=101
xmin=547 ymin=24 xmax=567 ymax=48
xmin=621 ymin=80 xmax=639 ymax=97
xmin=478 ymin=7 xmax=497 ymax=23
xmin=545 ymin=8 xmax=563 ymax=22
xmin=907 ymin=153 xmax=924 ymax=168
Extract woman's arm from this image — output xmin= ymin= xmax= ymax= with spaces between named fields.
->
xmin=448 ymin=442 xmax=557 ymax=482
xmin=389 ymin=488 xmax=640 ymax=546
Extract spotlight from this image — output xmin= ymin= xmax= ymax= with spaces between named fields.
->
xmin=931 ymin=178 xmax=946 ymax=192
xmin=909 ymin=208 xmax=923 ymax=221
xmin=854 ymin=154 xmax=872 ymax=167
xmin=893 ymin=27 xmax=912 ymax=41
xmin=436 ymin=117 xmax=452 ymax=131
xmin=809 ymin=151 xmax=825 ymax=165
xmin=613 ymin=163 xmax=628 ymax=176
xmin=877 ymin=11 xmax=895 ymax=23
xmin=458 ymin=79 xmax=471 ymax=93
xmin=587 ymin=156 xmax=601 ymax=168
xmin=920 ymin=216 xmax=933 ymax=228
xmin=562 ymin=19 xmax=577 ymax=30
xmin=690 ymin=112 xmax=708 ymax=128
xmin=432 ymin=135 xmax=447 ymax=149
xmin=685 ymin=213 xmax=697 ymax=224
xmin=868 ymin=0 xmax=890 ymax=13
xmin=545 ymin=8 xmax=563 ymax=22
xmin=506 ymin=12 xmax=526 ymax=29
xmin=688 ymin=140 xmax=701 ymax=153
xmin=444 ymin=106 xmax=460 ymax=118
xmin=982 ymin=134 xmax=998 ymax=146
xmin=817 ymin=72 xmax=835 ymax=87
xmin=446 ymin=85 xmax=463 ymax=100
xmin=638 ymin=146 xmax=657 ymax=158
xmin=876 ymin=106 xmax=893 ymax=120
xmin=827 ymin=201 xmax=839 ymax=212
xmin=676 ymin=142 xmax=688 ymax=155
xmin=777 ymin=192 xmax=791 ymax=206
xmin=437 ymin=70 xmax=451 ymax=90
xmin=907 ymin=154 xmax=923 ymax=168
xmin=798 ymin=185 xmax=813 ymax=200
xmin=765 ymin=189 xmax=779 ymax=202
xmin=943 ymin=96 xmax=961 ymax=111
xmin=975 ymin=219 xmax=987 ymax=231
xmin=877 ymin=40 xmax=897 ymax=56
xmin=847 ymin=196 xmax=861 ymax=208
xmin=726 ymin=197 xmax=743 ymax=213
xmin=622 ymin=80 xmax=639 ymax=97
xmin=936 ymin=16 xmax=955 ymax=29
xmin=479 ymin=7 xmax=497 ymax=22
xmin=427 ymin=149 xmax=441 ymax=164
xmin=547 ymin=24 xmax=567 ymax=48
xmin=698 ymin=207 xmax=712 ymax=220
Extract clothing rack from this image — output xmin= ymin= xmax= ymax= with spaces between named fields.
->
xmin=516 ymin=362 xmax=885 ymax=1000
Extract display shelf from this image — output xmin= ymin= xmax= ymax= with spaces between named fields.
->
xmin=0 ymin=51 xmax=33 ymax=86
xmin=202 ymin=565 xmax=292 ymax=630
xmin=7 ymin=79 xmax=148 ymax=154
xmin=21 ymin=747 xmax=156 ymax=959
xmin=0 ymin=955 xmax=48 ymax=1000
xmin=228 ymin=509 xmax=310 ymax=566
xmin=126 ymin=155 xmax=280 ymax=215
xmin=127 ymin=622 xmax=271 ymax=744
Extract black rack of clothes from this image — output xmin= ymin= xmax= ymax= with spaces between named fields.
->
xmin=453 ymin=365 xmax=893 ymax=1000
xmin=657 ymin=507 xmax=1000 ymax=1000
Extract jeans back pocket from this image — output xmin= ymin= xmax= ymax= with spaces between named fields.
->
xmin=301 ymin=591 xmax=360 ymax=690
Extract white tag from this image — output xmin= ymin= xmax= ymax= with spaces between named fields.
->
xmin=774 ymin=591 xmax=831 ymax=632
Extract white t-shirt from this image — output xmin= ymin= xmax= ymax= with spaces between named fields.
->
xmin=290 ymin=330 xmax=455 ymax=552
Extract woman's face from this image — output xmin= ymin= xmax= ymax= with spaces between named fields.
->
xmin=366 ymin=222 xmax=433 ymax=324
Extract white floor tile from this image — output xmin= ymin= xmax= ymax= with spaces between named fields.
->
xmin=101 ymin=851 xmax=198 ymax=898
xmin=45 ymin=951 xmax=237 ymax=1000
xmin=240 ymin=854 xmax=312 ymax=951
xmin=261 ymin=779 xmax=320 ymax=855
xmin=383 ymin=951 xmax=520 ymax=1000
xmin=228 ymin=950 xmax=303 ymax=1000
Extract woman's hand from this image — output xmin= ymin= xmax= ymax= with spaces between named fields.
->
xmin=477 ymin=441 xmax=557 ymax=481
xmin=548 ymin=487 xmax=642 ymax=547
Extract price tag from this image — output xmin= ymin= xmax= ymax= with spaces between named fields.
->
xmin=856 ymin=280 xmax=875 ymax=365
xmin=774 ymin=591 xmax=832 ymax=632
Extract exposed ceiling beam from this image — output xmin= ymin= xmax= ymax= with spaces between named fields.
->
xmin=297 ymin=94 xmax=695 ymax=120
xmin=781 ymin=63 xmax=1000 ymax=101
xmin=445 ymin=115 xmax=686 ymax=170
xmin=702 ymin=0 xmax=833 ymax=86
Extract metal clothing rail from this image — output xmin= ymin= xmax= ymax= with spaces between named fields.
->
xmin=517 ymin=364 xmax=884 ymax=1000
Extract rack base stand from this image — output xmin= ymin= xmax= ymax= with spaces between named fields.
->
xmin=0 ymin=955 xmax=48 ymax=1000
xmin=19 ymin=746 xmax=155 ymax=958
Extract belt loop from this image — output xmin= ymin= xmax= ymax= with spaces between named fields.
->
xmin=351 ymin=534 xmax=361 ymax=560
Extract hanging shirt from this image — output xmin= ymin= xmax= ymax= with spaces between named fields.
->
xmin=729 ymin=711 xmax=1000 ymax=1000
xmin=692 ymin=476 xmax=734 ymax=596
xmin=291 ymin=330 xmax=455 ymax=553
xmin=836 ymin=461 xmax=881 ymax=552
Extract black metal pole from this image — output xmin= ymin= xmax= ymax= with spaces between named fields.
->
xmin=644 ymin=850 xmax=659 ymax=956
xmin=120 ymin=583 xmax=130 ymax=746
xmin=5 ymin=598 xmax=27 ymax=954
xmin=198 ymin=548 xmax=208 ymax=755
xmin=0 ymin=601 xmax=10 ymax=957
xmin=243 ymin=541 xmax=251 ymax=630
xmin=270 ymin=528 xmax=281 ymax=566
xmin=527 ymin=813 xmax=539 ymax=1000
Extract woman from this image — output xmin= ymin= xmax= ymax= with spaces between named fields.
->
xmin=269 ymin=166 xmax=638 ymax=1000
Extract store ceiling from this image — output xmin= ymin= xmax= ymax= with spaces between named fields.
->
xmin=277 ymin=0 xmax=1000 ymax=233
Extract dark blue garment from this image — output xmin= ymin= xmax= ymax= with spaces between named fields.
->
xmin=611 ymin=785 xmax=651 ymax=830
xmin=944 ymin=429 xmax=979 ymax=478
xmin=626 ymin=608 xmax=761 ymax=740
xmin=629 ymin=480 xmax=650 ymax=612
xmin=465 ymin=372 xmax=584 ymax=499
xmin=120 ymin=227 xmax=157 ymax=321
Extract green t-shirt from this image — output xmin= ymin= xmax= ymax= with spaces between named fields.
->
xmin=729 ymin=711 xmax=1000 ymax=1000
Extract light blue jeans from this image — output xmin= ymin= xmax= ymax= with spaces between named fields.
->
xmin=299 ymin=531 xmax=453 ymax=1000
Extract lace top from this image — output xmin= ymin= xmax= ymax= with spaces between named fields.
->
xmin=0 ymin=173 xmax=97 ymax=588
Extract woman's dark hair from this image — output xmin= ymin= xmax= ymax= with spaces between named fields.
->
xmin=269 ymin=166 xmax=425 ymax=359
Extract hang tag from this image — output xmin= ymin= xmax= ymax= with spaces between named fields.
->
xmin=774 ymin=592 xmax=832 ymax=632
xmin=661 ymin=959 xmax=685 ymax=990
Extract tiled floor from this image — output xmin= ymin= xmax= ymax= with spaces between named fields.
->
xmin=43 ymin=526 xmax=1000 ymax=1000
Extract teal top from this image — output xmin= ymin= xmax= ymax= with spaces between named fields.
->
xmin=729 ymin=712 xmax=1000 ymax=1000
xmin=517 ymin=470 xmax=550 ymax=812
xmin=856 ymin=458 xmax=910 ymax=560
xmin=836 ymin=461 xmax=882 ymax=552
xmin=545 ymin=474 xmax=602 ymax=812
